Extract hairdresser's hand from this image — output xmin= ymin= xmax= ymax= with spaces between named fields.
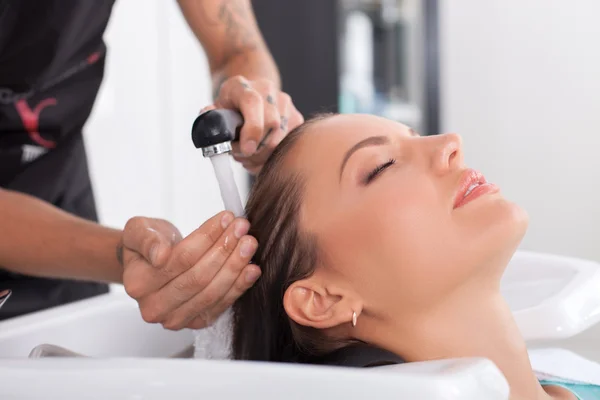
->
xmin=120 ymin=212 xmax=260 ymax=330
xmin=206 ymin=75 xmax=304 ymax=175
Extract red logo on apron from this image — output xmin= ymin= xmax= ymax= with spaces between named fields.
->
xmin=14 ymin=98 xmax=58 ymax=149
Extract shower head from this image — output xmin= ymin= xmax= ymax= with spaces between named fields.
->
xmin=191 ymin=108 xmax=246 ymax=217
xmin=191 ymin=109 xmax=244 ymax=157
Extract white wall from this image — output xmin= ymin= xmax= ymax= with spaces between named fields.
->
xmin=440 ymin=0 xmax=600 ymax=261
xmin=84 ymin=0 xmax=249 ymax=238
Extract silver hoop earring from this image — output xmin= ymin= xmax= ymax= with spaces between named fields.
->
xmin=352 ymin=311 xmax=357 ymax=327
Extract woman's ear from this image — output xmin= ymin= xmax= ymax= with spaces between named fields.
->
xmin=283 ymin=277 xmax=362 ymax=330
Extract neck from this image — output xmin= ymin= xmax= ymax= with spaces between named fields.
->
xmin=368 ymin=288 xmax=555 ymax=400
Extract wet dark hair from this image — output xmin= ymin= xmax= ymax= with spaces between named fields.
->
xmin=232 ymin=114 xmax=345 ymax=362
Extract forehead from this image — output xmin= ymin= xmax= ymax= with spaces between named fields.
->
xmin=287 ymin=114 xmax=412 ymax=170
xmin=284 ymin=114 xmax=412 ymax=227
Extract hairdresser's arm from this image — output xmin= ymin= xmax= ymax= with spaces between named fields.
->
xmin=0 ymin=188 xmax=259 ymax=330
xmin=177 ymin=0 xmax=280 ymax=95
xmin=0 ymin=188 xmax=122 ymax=283
xmin=177 ymin=0 xmax=303 ymax=174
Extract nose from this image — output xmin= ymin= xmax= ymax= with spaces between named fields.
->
xmin=429 ymin=133 xmax=463 ymax=174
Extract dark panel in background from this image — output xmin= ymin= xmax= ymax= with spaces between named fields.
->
xmin=253 ymin=0 xmax=440 ymax=131
xmin=250 ymin=0 xmax=440 ymax=185
xmin=252 ymin=0 xmax=339 ymax=117
xmin=424 ymin=0 xmax=440 ymax=135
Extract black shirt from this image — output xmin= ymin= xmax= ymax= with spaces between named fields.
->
xmin=0 ymin=0 xmax=116 ymax=319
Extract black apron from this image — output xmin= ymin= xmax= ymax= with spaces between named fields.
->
xmin=0 ymin=0 xmax=116 ymax=320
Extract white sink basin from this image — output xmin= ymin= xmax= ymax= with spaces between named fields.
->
xmin=0 ymin=250 xmax=599 ymax=400
xmin=0 ymin=357 xmax=510 ymax=400
xmin=501 ymin=251 xmax=600 ymax=340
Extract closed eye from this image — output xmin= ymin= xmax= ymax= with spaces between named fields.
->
xmin=364 ymin=158 xmax=396 ymax=184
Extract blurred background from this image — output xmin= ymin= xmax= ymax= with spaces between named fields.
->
xmin=86 ymin=0 xmax=600 ymax=264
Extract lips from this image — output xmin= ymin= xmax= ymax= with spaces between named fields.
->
xmin=453 ymin=169 xmax=499 ymax=209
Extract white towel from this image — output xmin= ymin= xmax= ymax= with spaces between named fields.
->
xmin=192 ymin=307 xmax=234 ymax=360
xmin=530 ymin=348 xmax=600 ymax=386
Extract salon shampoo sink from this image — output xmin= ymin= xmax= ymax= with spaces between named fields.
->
xmin=0 ymin=357 xmax=511 ymax=400
xmin=0 ymin=251 xmax=599 ymax=400
xmin=0 ymin=293 xmax=195 ymax=358
xmin=501 ymin=251 xmax=600 ymax=340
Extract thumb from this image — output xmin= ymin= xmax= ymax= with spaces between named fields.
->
xmin=123 ymin=217 xmax=182 ymax=267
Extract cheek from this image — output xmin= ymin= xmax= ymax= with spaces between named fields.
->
xmin=369 ymin=174 xmax=452 ymax=251
xmin=373 ymin=183 xmax=464 ymax=297
xmin=321 ymin=175 xmax=458 ymax=303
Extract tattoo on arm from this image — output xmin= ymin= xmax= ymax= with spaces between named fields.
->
xmin=213 ymin=74 xmax=228 ymax=100
xmin=201 ymin=0 xmax=260 ymax=63
xmin=213 ymin=75 xmax=252 ymax=100
xmin=207 ymin=1 xmax=259 ymax=100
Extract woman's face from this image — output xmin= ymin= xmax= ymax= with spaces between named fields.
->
xmin=287 ymin=114 xmax=528 ymax=316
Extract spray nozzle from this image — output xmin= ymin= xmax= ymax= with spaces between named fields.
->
xmin=192 ymin=109 xmax=244 ymax=157
xmin=192 ymin=108 xmax=246 ymax=217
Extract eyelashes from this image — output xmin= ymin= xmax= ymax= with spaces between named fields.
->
xmin=364 ymin=158 xmax=396 ymax=184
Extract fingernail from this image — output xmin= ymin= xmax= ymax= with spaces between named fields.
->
xmin=221 ymin=212 xmax=234 ymax=229
xmin=243 ymin=140 xmax=257 ymax=156
xmin=245 ymin=267 xmax=261 ymax=283
xmin=234 ymin=220 xmax=249 ymax=239
xmin=240 ymin=240 xmax=257 ymax=258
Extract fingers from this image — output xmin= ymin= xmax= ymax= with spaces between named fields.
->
xmin=163 ymin=237 xmax=260 ymax=331
xmin=140 ymin=217 xmax=251 ymax=324
xmin=122 ymin=211 xmax=262 ymax=331
xmin=123 ymin=211 xmax=230 ymax=304
xmin=259 ymin=92 xmax=290 ymax=149
xmin=256 ymin=80 xmax=281 ymax=145
xmin=160 ymin=211 xmax=236 ymax=282
xmin=233 ymin=92 xmax=299 ymax=173
xmin=287 ymin=106 xmax=305 ymax=131
xmin=186 ymin=264 xmax=262 ymax=330
xmin=207 ymin=75 xmax=305 ymax=174
xmin=216 ymin=76 xmax=265 ymax=156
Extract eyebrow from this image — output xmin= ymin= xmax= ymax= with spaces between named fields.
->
xmin=339 ymin=135 xmax=390 ymax=180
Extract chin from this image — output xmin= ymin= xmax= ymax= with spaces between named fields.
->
xmin=508 ymin=201 xmax=529 ymax=238
xmin=487 ymin=197 xmax=529 ymax=263
xmin=463 ymin=195 xmax=529 ymax=269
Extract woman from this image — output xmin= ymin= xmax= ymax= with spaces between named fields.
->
xmin=232 ymin=113 xmax=598 ymax=399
